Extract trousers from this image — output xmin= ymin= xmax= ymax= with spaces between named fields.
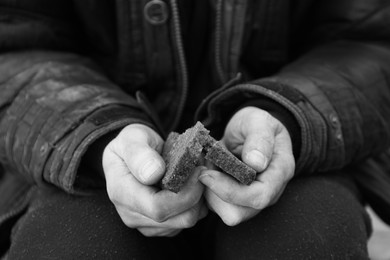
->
xmin=5 ymin=174 xmax=371 ymax=260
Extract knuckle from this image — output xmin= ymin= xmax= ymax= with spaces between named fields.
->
xmin=141 ymin=231 xmax=153 ymax=237
xmin=282 ymin=157 xmax=296 ymax=180
xmin=265 ymin=111 xmax=282 ymax=128
xmin=223 ymin=212 xmax=242 ymax=227
xmin=263 ymin=111 xmax=275 ymax=123
xmin=249 ymin=196 xmax=266 ymax=210
xmin=247 ymin=107 xmax=267 ymax=119
xmin=125 ymin=124 xmax=146 ymax=135
xmin=139 ymin=229 xmax=155 ymax=237
xmin=288 ymin=158 xmax=296 ymax=173
xmin=122 ymin=217 xmax=137 ymax=229
xmin=222 ymin=189 xmax=238 ymax=203
xmin=288 ymin=158 xmax=296 ymax=170
xmin=105 ymin=136 xmax=118 ymax=149
xmin=252 ymin=109 xmax=277 ymax=126
xmin=260 ymin=135 xmax=274 ymax=146
xmin=121 ymin=125 xmax=149 ymax=144
xmin=148 ymin=207 xmax=168 ymax=223
xmin=106 ymin=185 xmax=119 ymax=203
xmin=257 ymin=190 xmax=273 ymax=208
xmin=179 ymin=212 xmax=198 ymax=228
xmin=269 ymin=192 xmax=283 ymax=206
xmin=116 ymin=210 xmax=137 ymax=229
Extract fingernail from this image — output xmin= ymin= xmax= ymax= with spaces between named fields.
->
xmin=199 ymin=171 xmax=212 ymax=181
xmin=141 ymin=159 xmax=161 ymax=182
xmin=247 ymin=150 xmax=267 ymax=170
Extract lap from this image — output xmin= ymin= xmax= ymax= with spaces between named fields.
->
xmin=7 ymin=188 xmax=182 ymax=259
xmin=7 ymin=174 xmax=371 ymax=260
xmin=209 ymin=174 xmax=371 ymax=259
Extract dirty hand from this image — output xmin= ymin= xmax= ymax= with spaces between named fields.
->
xmin=103 ymin=124 xmax=207 ymax=237
xmin=199 ymin=106 xmax=295 ymax=226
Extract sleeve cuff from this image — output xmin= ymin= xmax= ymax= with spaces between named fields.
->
xmin=45 ymin=105 xmax=154 ymax=193
xmin=195 ymin=81 xmax=327 ymax=175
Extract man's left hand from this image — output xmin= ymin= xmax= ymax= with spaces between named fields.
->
xmin=199 ymin=106 xmax=295 ymax=226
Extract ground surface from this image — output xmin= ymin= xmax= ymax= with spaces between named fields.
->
xmin=367 ymin=207 xmax=390 ymax=260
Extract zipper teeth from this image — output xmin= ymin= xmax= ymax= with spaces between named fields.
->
xmin=215 ymin=0 xmax=226 ymax=84
xmin=170 ymin=0 xmax=188 ymax=130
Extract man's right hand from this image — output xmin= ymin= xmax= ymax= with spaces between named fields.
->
xmin=102 ymin=124 xmax=207 ymax=237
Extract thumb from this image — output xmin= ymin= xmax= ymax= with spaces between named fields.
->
xmin=109 ymin=124 xmax=165 ymax=185
xmin=225 ymin=107 xmax=278 ymax=172
xmin=241 ymin=132 xmax=274 ymax=172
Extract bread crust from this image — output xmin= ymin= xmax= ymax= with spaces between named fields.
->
xmin=161 ymin=122 xmax=256 ymax=192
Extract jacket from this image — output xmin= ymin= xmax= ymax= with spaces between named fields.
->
xmin=1 ymin=0 xmax=390 ymax=245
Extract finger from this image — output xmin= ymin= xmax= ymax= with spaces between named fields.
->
xmin=200 ymin=169 xmax=246 ymax=204
xmin=241 ymin=131 xmax=274 ymax=172
xmin=256 ymin=128 xmax=295 ymax=204
xmin=248 ymin=129 xmax=294 ymax=208
xmin=224 ymin=107 xmax=278 ymax=172
xmin=111 ymin=124 xmax=165 ymax=185
xmin=106 ymin=165 xmax=204 ymax=223
xmin=118 ymin=199 xmax=208 ymax=230
xmin=240 ymin=111 xmax=279 ymax=172
xmin=138 ymin=227 xmax=182 ymax=237
xmin=200 ymin=169 xmax=267 ymax=208
xmin=122 ymin=142 xmax=165 ymax=185
xmin=204 ymin=188 xmax=256 ymax=226
xmin=273 ymin=126 xmax=295 ymax=162
xmin=200 ymin=146 xmax=293 ymax=211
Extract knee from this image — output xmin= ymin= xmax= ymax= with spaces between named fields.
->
xmin=8 ymin=190 xmax=174 ymax=259
xmin=213 ymin=176 xmax=370 ymax=259
xmin=266 ymin=176 xmax=370 ymax=258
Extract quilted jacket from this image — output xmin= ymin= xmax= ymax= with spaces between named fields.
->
xmin=1 ymin=0 xmax=390 ymax=248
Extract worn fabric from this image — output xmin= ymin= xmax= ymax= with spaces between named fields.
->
xmin=0 ymin=1 xmax=389 ymax=185
xmin=6 ymin=174 xmax=370 ymax=260
xmin=0 ymin=0 xmax=390 ymax=256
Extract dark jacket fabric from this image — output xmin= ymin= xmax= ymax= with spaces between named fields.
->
xmin=1 ymin=0 xmax=390 ymax=244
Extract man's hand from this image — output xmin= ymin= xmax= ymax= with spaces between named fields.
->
xmin=103 ymin=124 xmax=207 ymax=237
xmin=199 ymin=106 xmax=295 ymax=226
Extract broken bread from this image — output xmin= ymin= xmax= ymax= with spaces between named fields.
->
xmin=161 ymin=121 xmax=256 ymax=192
xmin=204 ymin=140 xmax=256 ymax=185
xmin=161 ymin=122 xmax=209 ymax=193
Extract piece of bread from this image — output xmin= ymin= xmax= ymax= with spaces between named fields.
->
xmin=162 ymin=132 xmax=180 ymax=159
xmin=161 ymin=121 xmax=256 ymax=192
xmin=204 ymin=141 xmax=257 ymax=185
xmin=161 ymin=122 xmax=209 ymax=192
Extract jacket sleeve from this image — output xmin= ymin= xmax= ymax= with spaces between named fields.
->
xmin=196 ymin=2 xmax=390 ymax=175
xmin=0 ymin=51 xmax=155 ymax=193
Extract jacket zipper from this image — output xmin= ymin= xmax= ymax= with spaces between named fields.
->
xmin=169 ymin=0 xmax=188 ymax=130
xmin=215 ymin=0 xmax=227 ymax=85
